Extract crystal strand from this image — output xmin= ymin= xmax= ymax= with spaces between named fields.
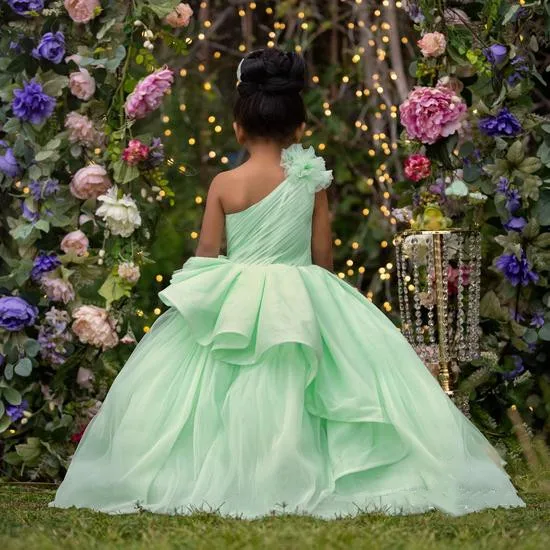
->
xmin=401 ymin=237 xmax=414 ymax=343
xmin=473 ymin=232 xmax=482 ymax=356
xmin=412 ymin=238 xmax=424 ymax=348
xmin=426 ymin=234 xmax=436 ymax=348
xmin=456 ymin=233 xmax=466 ymax=361
xmin=395 ymin=240 xmax=408 ymax=338
xmin=440 ymin=233 xmax=450 ymax=362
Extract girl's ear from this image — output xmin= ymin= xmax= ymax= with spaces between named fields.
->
xmin=233 ymin=122 xmax=246 ymax=145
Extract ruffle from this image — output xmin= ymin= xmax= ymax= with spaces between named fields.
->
xmin=281 ymin=143 xmax=333 ymax=193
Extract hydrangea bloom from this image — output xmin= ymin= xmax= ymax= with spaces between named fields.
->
xmin=12 ymin=80 xmax=56 ymax=125
xmin=399 ymin=86 xmax=467 ymax=144
xmin=530 ymin=312 xmax=545 ymax=329
xmin=38 ymin=307 xmax=73 ymax=365
xmin=31 ymin=252 xmax=61 ymax=281
xmin=503 ymin=216 xmax=527 ymax=232
xmin=33 ymin=32 xmax=66 ymax=64
xmin=0 ymin=141 xmax=20 ymax=178
xmin=483 ymin=44 xmax=507 ymax=65
xmin=479 ymin=108 xmax=522 ymax=137
xmin=495 ymin=251 xmax=539 ymax=287
xmin=6 ymin=400 xmax=29 ymax=421
xmin=124 ymin=68 xmax=174 ymax=120
xmin=0 ymin=296 xmax=38 ymax=331
xmin=29 ymin=178 xmax=59 ymax=200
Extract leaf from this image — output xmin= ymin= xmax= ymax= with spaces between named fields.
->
xmin=41 ymin=74 xmax=69 ymax=97
xmin=10 ymin=223 xmax=34 ymax=241
xmin=480 ymin=290 xmax=508 ymax=321
xmin=462 ymin=164 xmax=481 ymax=183
xmin=522 ymin=176 xmax=542 ymax=201
xmin=522 ymin=218 xmax=540 ymax=239
xmin=519 ymin=157 xmax=542 ymax=174
xmin=0 ymin=416 xmax=11 ymax=434
xmin=445 ymin=179 xmax=469 ymax=197
xmin=0 ymin=402 xmax=3 ymax=417
xmin=142 ymin=0 xmax=180 ymax=18
xmin=14 ymin=358 xmax=32 ymax=377
xmin=3 ymin=387 xmax=22 ymax=406
xmin=4 ymin=364 xmax=14 ymax=381
xmin=103 ymin=45 xmax=127 ymax=72
xmin=34 ymin=219 xmax=50 ymax=233
xmin=112 ymin=159 xmax=140 ymax=184
xmin=96 ymin=18 xmax=117 ymax=40
xmin=98 ymin=273 xmax=132 ymax=308
xmin=535 ymin=192 xmax=550 ymax=225
xmin=503 ymin=4 xmax=520 ymax=25
xmin=24 ymin=339 xmax=41 ymax=358
xmin=34 ymin=149 xmax=55 ymax=162
xmin=506 ymin=141 xmax=524 ymax=165
xmin=539 ymin=323 xmax=550 ymax=341
xmin=28 ymin=164 xmax=42 ymax=180
xmin=15 ymin=438 xmax=42 ymax=463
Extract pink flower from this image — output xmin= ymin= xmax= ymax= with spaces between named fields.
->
xmin=41 ymin=275 xmax=75 ymax=304
xmin=117 ymin=261 xmax=140 ymax=283
xmin=76 ymin=366 xmax=95 ymax=389
xmin=447 ymin=265 xmax=471 ymax=295
xmin=69 ymin=68 xmax=96 ymax=101
xmin=64 ymin=0 xmax=101 ymax=23
xmin=72 ymin=305 xmax=119 ymax=350
xmin=165 ymin=3 xmax=193 ymax=28
xmin=417 ymin=32 xmax=447 ymax=58
xmin=70 ymin=165 xmax=111 ymax=200
xmin=404 ymin=154 xmax=431 ymax=182
xmin=60 ymin=229 xmax=89 ymax=256
xmin=399 ymin=86 xmax=467 ymax=144
xmin=120 ymin=332 xmax=137 ymax=344
xmin=122 ymin=139 xmax=149 ymax=166
xmin=124 ymin=68 xmax=174 ymax=120
xmin=64 ymin=111 xmax=102 ymax=147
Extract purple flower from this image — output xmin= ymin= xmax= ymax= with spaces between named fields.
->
xmin=6 ymin=400 xmax=29 ymax=421
xmin=29 ymin=178 xmax=59 ymax=200
xmin=403 ymin=1 xmax=425 ymax=23
xmin=12 ymin=80 xmax=56 ymax=125
xmin=503 ymin=216 xmax=527 ymax=232
xmin=31 ymin=252 xmax=61 ymax=281
xmin=7 ymin=0 xmax=44 ymax=15
xmin=0 ymin=141 xmax=20 ymax=178
xmin=496 ymin=177 xmax=509 ymax=194
xmin=38 ymin=307 xmax=73 ymax=365
xmin=147 ymin=137 xmax=165 ymax=167
xmin=0 ymin=296 xmax=38 ymax=331
xmin=483 ymin=44 xmax=508 ymax=65
xmin=495 ymin=251 xmax=539 ymax=287
xmin=502 ymin=356 xmax=525 ymax=381
xmin=21 ymin=201 xmax=39 ymax=223
xmin=505 ymin=189 xmax=521 ymax=214
xmin=530 ymin=311 xmax=545 ymax=329
xmin=479 ymin=108 xmax=522 ymax=138
xmin=32 ymin=32 xmax=65 ymax=64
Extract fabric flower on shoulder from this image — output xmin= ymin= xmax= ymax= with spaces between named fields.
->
xmin=281 ymin=144 xmax=333 ymax=193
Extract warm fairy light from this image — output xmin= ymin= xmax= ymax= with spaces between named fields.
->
xmin=136 ymin=309 xmax=144 ymax=317
xmin=266 ymin=7 xmax=273 ymax=14
xmin=179 ymin=103 xmax=186 ymax=111
xmin=164 ymin=129 xmax=172 ymax=137
xmin=334 ymin=239 xmax=342 ymax=246
xmin=374 ymin=9 xmax=381 ymax=16
xmin=324 ymin=109 xmax=332 ymax=116
xmin=179 ymin=69 xmax=187 ymax=78
xmin=355 ymin=120 xmax=362 ymax=128
xmin=94 ymin=147 xmax=101 ymax=155
xmin=213 ymin=51 xmax=221 ymax=58
xmin=191 ymin=231 xmax=199 ymax=239
xmin=203 ymin=82 xmax=212 ymax=91
xmin=358 ymin=266 xmax=365 ymax=273
xmin=208 ymin=115 xmax=216 ymax=123
xmin=352 ymin=242 xmax=359 ymax=249
xmin=23 ymin=186 xmax=29 ymax=194
xmin=239 ymin=44 xmax=246 ymax=52
xmin=361 ymin=124 xmax=368 ymax=131
xmin=208 ymin=150 xmax=216 ymax=158
xmin=338 ymin=273 xmax=345 ymax=279
xmin=249 ymin=1 xmax=257 ymax=8
xmin=198 ymin=33 xmax=205 ymax=40
xmin=383 ymin=302 xmax=392 ymax=312
xmin=342 ymin=75 xmax=350 ymax=83
xmin=362 ymin=208 xmax=370 ymax=216
xmin=312 ymin=75 xmax=320 ymax=83
xmin=318 ymin=143 xmax=326 ymax=151
xmin=215 ymin=125 xmax=222 ymax=133
xmin=370 ymin=25 xmax=377 ymax=32
xmin=383 ymin=191 xmax=390 ymax=199
xmin=305 ymin=129 xmax=313 ymax=137
xmin=188 ymin=137 xmax=196 ymax=145
xmin=396 ymin=1 xmax=402 ymax=6
xmin=295 ymin=45 xmax=302 ymax=53
xmin=267 ymin=41 xmax=275 ymax=48
xmin=368 ymin=149 xmax=375 ymax=157
xmin=355 ymin=90 xmax=363 ymax=97
xmin=143 ymin=326 xmax=150 ymax=333
xmin=178 ymin=165 xmax=186 ymax=173
xmin=198 ymin=64 xmax=205 ymax=72
xmin=238 ymin=9 xmax=245 ymax=16
xmin=408 ymin=284 xmax=415 ymax=292
xmin=155 ymin=274 xmax=163 ymax=282
xmin=346 ymin=260 xmax=354 ymax=267
xmin=204 ymin=20 xmax=212 ymax=28
xmin=401 ymin=37 xmax=409 ymax=44
xmin=381 ymin=241 xmax=388 ymax=248
xmin=298 ymin=11 xmax=305 ymax=18
xmin=368 ymin=39 xmax=375 ymax=47
xmin=376 ymin=86 xmax=384 ymax=94
xmin=386 ymin=263 xmax=393 ymax=270
xmin=352 ymin=54 xmax=361 ymax=63
xmin=347 ymin=22 xmax=355 ymax=30
xmin=162 ymin=115 xmax=170 ymax=123
xmin=195 ymin=196 xmax=203 ymax=204
xmin=301 ymin=22 xmax=309 ymax=30
xmin=221 ymin=156 xmax=229 ymax=164
xmin=154 ymin=308 xmax=161 ymax=315
xmin=322 ymin=102 xmax=330 ymax=109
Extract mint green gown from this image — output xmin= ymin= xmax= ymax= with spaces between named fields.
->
xmin=49 ymin=144 xmax=526 ymax=518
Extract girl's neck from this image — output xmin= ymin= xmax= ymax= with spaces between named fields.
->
xmin=245 ymin=139 xmax=296 ymax=163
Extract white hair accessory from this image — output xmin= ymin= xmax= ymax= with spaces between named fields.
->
xmin=236 ymin=58 xmax=244 ymax=81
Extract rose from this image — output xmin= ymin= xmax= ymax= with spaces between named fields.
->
xmin=0 ymin=296 xmax=38 ymax=331
xmin=122 ymin=139 xmax=149 ymax=165
xmin=72 ymin=305 xmax=119 ymax=350
xmin=41 ymin=275 xmax=76 ymax=304
xmin=404 ymin=154 xmax=431 ymax=182
xmin=64 ymin=0 xmax=101 ymax=23
xmin=95 ymin=186 xmax=142 ymax=237
xmin=117 ymin=261 xmax=140 ymax=283
xmin=399 ymin=86 xmax=467 ymax=144
xmin=417 ymin=32 xmax=446 ymax=58
xmin=60 ymin=230 xmax=89 ymax=256
xmin=11 ymin=80 xmax=56 ymax=125
xmin=165 ymin=3 xmax=194 ymax=28
xmin=483 ymin=44 xmax=508 ymax=66
xmin=70 ymin=165 xmax=111 ymax=200
xmin=69 ymin=68 xmax=96 ymax=101
xmin=124 ymin=68 xmax=174 ymax=119
xmin=33 ymin=32 xmax=65 ymax=64
xmin=64 ymin=112 xmax=102 ymax=147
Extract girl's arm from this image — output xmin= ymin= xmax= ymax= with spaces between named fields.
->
xmin=311 ymin=189 xmax=333 ymax=271
xmin=195 ymin=175 xmax=225 ymax=257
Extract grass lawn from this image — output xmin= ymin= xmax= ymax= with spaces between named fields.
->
xmin=0 ymin=478 xmax=549 ymax=550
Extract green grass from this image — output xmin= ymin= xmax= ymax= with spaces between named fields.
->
xmin=0 ymin=480 xmax=549 ymax=550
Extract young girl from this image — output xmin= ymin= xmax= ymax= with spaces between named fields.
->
xmin=50 ymin=48 xmax=526 ymax=518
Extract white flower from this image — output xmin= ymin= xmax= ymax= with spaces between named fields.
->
xmin=95 ymin=186 xmax=142 ymax=238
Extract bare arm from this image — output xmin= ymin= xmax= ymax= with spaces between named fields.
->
xmin=311 ymin=190 xmax=333 ymax=271
xmin=195 ymin=175 xmax=225 ymax=257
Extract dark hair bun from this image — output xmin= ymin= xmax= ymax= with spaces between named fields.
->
xmin=238 ymin=48 xmax=305 ymax=97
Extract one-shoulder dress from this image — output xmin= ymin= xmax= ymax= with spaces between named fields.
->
xmin=49 ymin=144 xmax=526 ymax=518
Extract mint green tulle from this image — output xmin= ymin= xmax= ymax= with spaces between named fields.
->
xmin=49 ymin=144 xmax=526 ymax=518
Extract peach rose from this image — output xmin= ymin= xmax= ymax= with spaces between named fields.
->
xmin=72 ymin=305 xmax=119 ymax=350
xmin=69 ymin=68 xmax=96 ymax=101
xmin=117 ymin=261 xmax=140 ymax=284
xmin=165 ymin=3 xmax=193 ymax=28
xmin=64 ymin=0 xmax=101 ymax=24
xmin=61 ymin=229 xmax=89 ymax=256
xmin=41 ymin=275 xmax=75 ymax=304
xmin=64 ymin=112 xmax=102 ymax=147
xmin=70 ymin=165 xmax=111 ymax=200
xmin=417 ymin=32 xmax=447 ymax=58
